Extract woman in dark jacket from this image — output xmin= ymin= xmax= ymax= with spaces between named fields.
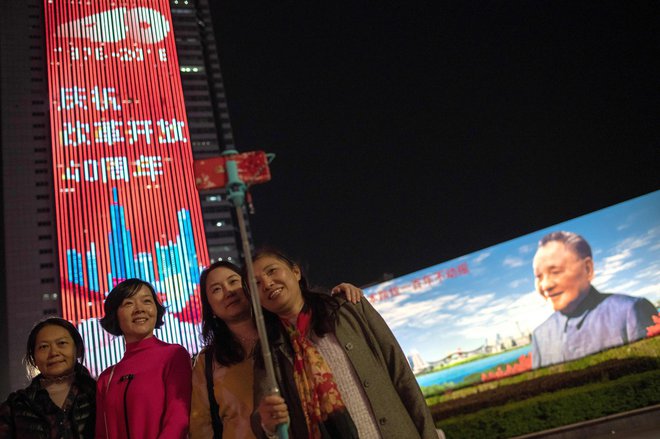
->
xmin=251 ymin=248 xmax=438 ymax=439
xmin=0 ymin=317 xmax=96 ymax=438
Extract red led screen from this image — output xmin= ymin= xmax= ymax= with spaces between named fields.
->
xmin=44 ymin=0 xmax=209 ymax=375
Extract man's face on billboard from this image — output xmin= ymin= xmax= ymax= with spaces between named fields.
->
xmin=533 ymin=241 xmax=594 ymax=314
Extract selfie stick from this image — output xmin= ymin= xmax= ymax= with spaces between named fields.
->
xmin=222 ymin=150 xmax=288 ymax=439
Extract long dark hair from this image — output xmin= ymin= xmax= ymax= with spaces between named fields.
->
xmin=252 ymin=248 xmax=339 ymax=339
xmin=199 ymin=261 xmax=253 ymax=366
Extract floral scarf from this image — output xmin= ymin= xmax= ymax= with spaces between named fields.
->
xmin=282 ymin=309 xmax=357 ymax=439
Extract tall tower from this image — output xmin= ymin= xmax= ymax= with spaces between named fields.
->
xmin=171 ymin=0 xmax=244 ymax=265
xmin=0 ymin=0 xmax=245 ymax=395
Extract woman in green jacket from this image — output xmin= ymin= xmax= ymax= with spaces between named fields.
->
xmin=251 ymin=248 xmax=437 ymax=439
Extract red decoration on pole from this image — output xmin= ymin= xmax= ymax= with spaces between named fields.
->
xmin=194 ymin=151 xmax=272 ymax=190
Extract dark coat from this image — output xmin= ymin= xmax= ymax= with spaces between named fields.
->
xmin=0 ymin=367 xmax=96 ymax=439
xmin=253 ymin=296 xmax=437 ymax=439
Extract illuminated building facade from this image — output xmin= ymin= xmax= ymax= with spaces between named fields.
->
xmin=0 ymin=0 xmax=243 ymax=395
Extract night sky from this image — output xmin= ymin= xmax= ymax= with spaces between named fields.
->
xmin=209 ymin=1 xmax=659 ymax=287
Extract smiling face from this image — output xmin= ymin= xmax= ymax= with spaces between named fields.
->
xmin=253 ymin=254 xmax=304 ymax=320
xmin=33 ymin=325 xmax=77 ymax=378
xmin=117 ymin=285 xmax=158 ymax=343
xmin=533 ymin=241 xmax=594 ymax=314
xmin=205 ymin=266 xmax=252 ymax=323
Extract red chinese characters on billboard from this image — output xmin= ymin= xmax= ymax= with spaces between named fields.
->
xmin=44 ymin=0 xmax=209 ymax=375
xmin=367 ymin=262 xmax=470 ymax=304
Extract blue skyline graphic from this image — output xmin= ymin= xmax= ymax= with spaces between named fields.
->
xmin=64 ymin=187 xmax=206 ymax=376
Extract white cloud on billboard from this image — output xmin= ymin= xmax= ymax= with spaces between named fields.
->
xmin=455 ymin=291 xmax=551 ymax=340
xmin=633 ymin=261 xmax=660 ymax=280
xmin=377 ymin=293 xmax=460 ymax=330
xmin=610 ymin=260 xmax=660 ymax=301
xmin=472 ymin=252 xmax=491 ymax=264
xmin=450 ymin=293 xmax=496 ymax=325
xmin=617 ymin=227 xmax=658 ymax=251
xmin=502 ymin=256 xmax=525 ymax=268
xmin=596 ymin=249 xmax=638 ymax=287
xmin=508 ymin=278 xmax=528 ymax=289
xmin=634 ymin=283 xmax=660 ymax=301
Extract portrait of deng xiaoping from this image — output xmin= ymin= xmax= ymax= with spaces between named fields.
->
xmin=365 ymin=190 xmax=660 ymax=389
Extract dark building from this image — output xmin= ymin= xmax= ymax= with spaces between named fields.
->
xmin=0 ymin=0 xmax=246 ymax=396
xmin=171 ymin=0 xmax=248 ymax=265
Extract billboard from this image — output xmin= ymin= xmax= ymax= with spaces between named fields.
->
xmin=365 ymin=191 xmax=660 ymax=390
xmin=44 ymin=0 xmax=209 ymax=376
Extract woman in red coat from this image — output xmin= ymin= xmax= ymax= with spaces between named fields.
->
xmin=95 ymin=279 xmax=192 ymax=439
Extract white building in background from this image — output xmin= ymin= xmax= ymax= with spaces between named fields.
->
xmin=407 ymin=349 xmax=430 ymax=374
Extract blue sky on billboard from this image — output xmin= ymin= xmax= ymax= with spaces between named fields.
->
xmin=366 ymin=190 xmax=660 ymax=364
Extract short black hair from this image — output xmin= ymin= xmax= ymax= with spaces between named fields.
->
xmin=100 ymin=278 xmax=166 ymax=336
xmin=539 ymin=231 xmax=592 ymax=260
xmin=25 ymin=317 xmax=85 ymax=371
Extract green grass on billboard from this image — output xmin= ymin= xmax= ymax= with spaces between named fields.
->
xmin=431 ymin=336 xmax=660 ymax=438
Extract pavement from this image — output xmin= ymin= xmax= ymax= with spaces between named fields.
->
xmin=512 ymin=404 xmax=660 ymax=439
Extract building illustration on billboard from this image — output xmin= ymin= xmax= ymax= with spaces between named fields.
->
xmin=44 ymin=0 xmax=209 ymax=375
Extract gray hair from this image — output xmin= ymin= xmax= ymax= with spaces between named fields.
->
xmin=538 ymin=231 xmax=592 ymax=260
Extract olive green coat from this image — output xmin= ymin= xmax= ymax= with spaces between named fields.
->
xmin=253 ymin=297 xmax=437 ymax=438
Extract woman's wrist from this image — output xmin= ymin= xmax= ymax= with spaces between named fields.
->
xmin=261 ymin=422 xmax=278 ymax=439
